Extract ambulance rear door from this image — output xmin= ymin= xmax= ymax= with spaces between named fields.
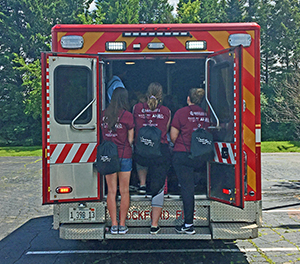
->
xmin=206 ymin=46 xmax=245 ymax=208
xmin=42 ymin=53 xmax=101 ymax=204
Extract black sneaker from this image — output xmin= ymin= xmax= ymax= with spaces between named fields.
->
xmin=175 ymin=224 xmax=196 ymax=235
xmin=138 ymin=185 xmax=146 ymax=194
xmin=150 ymin=226 xmax=161 ymax=234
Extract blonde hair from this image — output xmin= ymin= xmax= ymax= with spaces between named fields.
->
xmin=189 ymin=88 xmax=205 ymax=105
xmin=146 ymin=82 xmax=163 ymax=111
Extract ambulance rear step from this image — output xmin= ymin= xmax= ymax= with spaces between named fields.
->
xmin=59 ymin=223 xmax=257 ymax=240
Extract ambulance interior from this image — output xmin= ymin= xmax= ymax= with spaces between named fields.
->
xmin=102 ymin=56 xmax=235 ymax=196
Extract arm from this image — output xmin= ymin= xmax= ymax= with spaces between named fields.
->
xmin=128 ymin=128 xmax=134 ymax=146
xmin=170 ymin=126 xmax=180 ymax=144
xmin=166 ymin=110 xmax=171 ymax=131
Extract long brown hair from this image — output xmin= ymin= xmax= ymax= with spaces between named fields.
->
xmin=146 ymin=82 xmax=163 ymax=111
xmin=104 ymin=87 xmax=129 ymax=130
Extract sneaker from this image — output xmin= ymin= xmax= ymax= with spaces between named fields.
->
xmin=138 ymin=185 xmax=146 ymax=194
xmin=150 ymin=226 xmax=161 ymax=234
xmin=175 ymin=224 xmax=196 ymax=235
xmin=110 ymin=225 xmax=118 ymax=235
xmin=118 ymin=225 xmax=128 ymax=234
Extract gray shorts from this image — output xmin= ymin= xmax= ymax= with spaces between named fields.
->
xmin=136 ymin=162 xmax=148 ymax=172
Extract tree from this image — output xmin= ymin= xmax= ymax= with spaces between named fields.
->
xmin=263 ymin=71 xmax=300 ymax=140
xmin=269 ymin=0 xmax=300 ymax=76
xmin=176 ymin=0 xmax=201 ymax=23
xmin=225 ymin=0 xmax=246 ymax=22
xmin=199 ymin=0 xmax=226 ymax=23
xmin=139 ymin=0 xmax=174 ymax=23
xmin=96 ymin=0 xmax=140 ymax=24
xmin=0 ymin=0 xmax=92 ymax=145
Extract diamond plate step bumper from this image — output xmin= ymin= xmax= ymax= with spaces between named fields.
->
xmin=60 ymin=224 xmax=105 ymax=240
xmin=60 ymin=224 xmax=211 ymax=240
xmin=105 ymin=227 xmax=212 ymax=240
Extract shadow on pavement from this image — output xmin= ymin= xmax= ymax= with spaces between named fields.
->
xmin=0 ymin=216 xmax=250 ymax=264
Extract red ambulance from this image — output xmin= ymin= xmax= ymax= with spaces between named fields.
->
xmin=41 ymin=23 xmax=261 ymax=240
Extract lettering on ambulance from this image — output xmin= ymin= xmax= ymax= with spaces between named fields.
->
xmin=176 ymin=210 xmax=197 ymax=220
xmin=126 ymin=210 xmax=196 ymax=220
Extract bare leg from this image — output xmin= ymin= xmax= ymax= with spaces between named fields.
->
xmin=137 ymin=168 xmax=147 ymax=186
xmin=151 ymin=206 xmax=162 ymax=227
xmin=105 ymin=173 xmax=118 ymax=226
xmin=118 ymin=171 xmax=131 ymax=226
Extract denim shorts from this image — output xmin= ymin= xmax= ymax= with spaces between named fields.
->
xmin=119 ymin=158 xmax=132 ymax=172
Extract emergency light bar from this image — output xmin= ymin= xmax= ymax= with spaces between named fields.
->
xmin=105 ymin=41 xmax=126 ymax=51
xmin=61 ymin=35 xmax=84 ymax=49
xmin=186 ymin=41 xmax=207 ymax=50
xmin=122 ymin=31 xmax=190 ymax=37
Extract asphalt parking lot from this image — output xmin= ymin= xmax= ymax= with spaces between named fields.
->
xmin=0 ymin=154 xmax=300 ymax=263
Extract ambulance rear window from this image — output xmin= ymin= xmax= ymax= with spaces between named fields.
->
xmin=54 ymin=65 xmax=92 ymax=124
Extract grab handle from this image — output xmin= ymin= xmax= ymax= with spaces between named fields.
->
xmin=205 ymin=58 xmax=220 ymax=129
xmin=71 ymin=98 xmax=96 ymax=130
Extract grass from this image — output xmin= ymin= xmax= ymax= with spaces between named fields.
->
xmin=0 ymin=146 xmax=42 ymax=157
xmin=261 ymin=141 xmax=300 ymax=153
xmin=0 ymin=141 xmax=299 ymax=157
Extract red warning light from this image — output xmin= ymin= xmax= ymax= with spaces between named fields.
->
xmin=222 ymin=189 xmax=231 ymax=195
xmin=56 ymin=186 xmax=73 ymax=194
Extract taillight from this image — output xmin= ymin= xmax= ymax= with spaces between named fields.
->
xmin=222 ymin=188 xmax=232 ymax=195
xmin=56 ymin=186 xmax=73 ymax=194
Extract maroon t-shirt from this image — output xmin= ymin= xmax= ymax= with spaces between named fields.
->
xmin=133 ymin=102 xmax=171 ymax=144
xmin=171 ymin=105 xmax=210 ymax=152
xmin=101 ymin=110 xmax=134 ymax=159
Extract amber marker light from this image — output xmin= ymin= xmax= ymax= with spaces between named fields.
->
xmin=56 ymin=186 xmax=73 ymax=194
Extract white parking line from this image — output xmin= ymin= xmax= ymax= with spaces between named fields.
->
xmin=26 ymin=247 xmax=299 ymax=255
xmin=264 ymin=210 xmax=300 ymax=212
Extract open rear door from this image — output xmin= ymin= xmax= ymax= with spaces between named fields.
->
xmin=206 ymin=46 xmax=245 ymax=208
xmin=42 ymin=53 xmax=101 ymax=204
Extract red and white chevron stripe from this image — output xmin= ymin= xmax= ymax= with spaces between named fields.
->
xmin=49 ymin=143 xmax=97 ymax=164
xmin=213 ymin=142 xmax=236 ymax=165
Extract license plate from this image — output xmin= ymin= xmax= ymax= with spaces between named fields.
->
xmin=69 ymin=207 xmax=96 ymax=221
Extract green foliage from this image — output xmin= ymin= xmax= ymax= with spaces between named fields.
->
xmin=139 ymin=0 xmax=174 ymax=23
xmin=0 ymin=0 xmax=91 ymax=145
xmin=176 ymin=0 xmax=201 ymax=23
xmin=95 ymin=0 xmax=174 ymax=24
xmin=13 ymin=55 xmax=41 ymax=119
xmin=225 ymin=0 xmax=246 ymax=22
xmin=97 ymin=0 xmax=140 ymax=24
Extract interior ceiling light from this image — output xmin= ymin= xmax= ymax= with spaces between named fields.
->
xmin=125 ymin=61 xmax=135 ymax=65
xmin=165 ymin=61 xmax=176 ymax=64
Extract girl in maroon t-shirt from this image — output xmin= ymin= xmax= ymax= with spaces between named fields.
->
xmin=101 ymin=88 xmax=134 ymax=235
xmin=170 ymin=88 xmax=210 ymax=235
xmin=133 ymin=82 xmax=171 ymax=235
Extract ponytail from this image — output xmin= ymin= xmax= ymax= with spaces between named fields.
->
xmin=147 ymin=82 xmax=163 ymax=111
xmin=189 ymin=88 xmax=205 ymax=105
